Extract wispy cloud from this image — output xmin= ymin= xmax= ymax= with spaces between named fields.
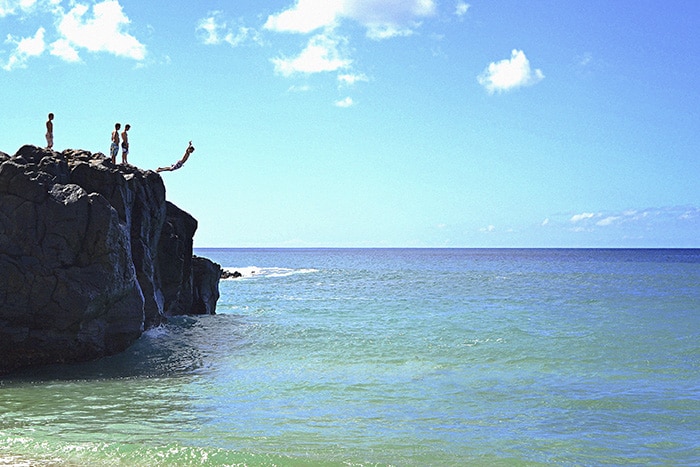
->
xmin=334 ymin=96 xmax=354 ymax=108
xmin=595 ymin=216 xmax=620 ymax=227
xmin=578 ymin=52 xmax=592 ymax=67
xmin=196 ymin=12 xmax=227 ymax=45
xmin=337 ymin=72 xmax=368 ymax=86
xmin=3 ymin=26 xmax=45 ymax=70
xmin=287 ymin=84 xmax=311 ymax=93
xmin=477 ymin=49 xmax=544 ymax=94
xmin=570 ymin=212 xmax=597 ymax=223
xmin=196 ymin=11 xmax=262 ymax=47
xmin=541 ymin=206 xmax=700 ymax=246
xmin=455 ymin=1 xmax=470 ymax=19
xmin=0 ymin=0 xmax=40 ymax=18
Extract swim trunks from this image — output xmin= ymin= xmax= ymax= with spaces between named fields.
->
xmin=46 ymin=132 xmax=53 ymax=148
xmin=171 ymin=160 xmax=184 ymax=171
xmin=121 ymin=144 xmax=129 ymax=158
xmin=110 ymin=143 xmax=119 ymax=159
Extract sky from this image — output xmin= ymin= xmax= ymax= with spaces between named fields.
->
xmin=1 ymin=0 xmax=699 ymax=248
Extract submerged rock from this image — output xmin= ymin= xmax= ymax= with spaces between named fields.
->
xmin=0 ymin=146 xmax=220 ymax=374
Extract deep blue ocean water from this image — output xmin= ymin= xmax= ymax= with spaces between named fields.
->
xmin=1 ymin=248 xmax=699 ymax=466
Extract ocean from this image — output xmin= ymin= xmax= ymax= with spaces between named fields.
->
xmin=1 ymin=248 xmax=698 ymax=466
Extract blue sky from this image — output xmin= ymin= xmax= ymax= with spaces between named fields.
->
xmin=1 ymin=0 xmax=699 ymax=247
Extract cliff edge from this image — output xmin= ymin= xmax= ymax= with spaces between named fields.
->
xmin=0 ymin=145 xmax=220 ymax=374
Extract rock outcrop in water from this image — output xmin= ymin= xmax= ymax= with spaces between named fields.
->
xmin=0 ymin=145 xmax=221 ymax=374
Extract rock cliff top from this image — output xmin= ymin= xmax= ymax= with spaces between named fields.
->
xmin=0 ymin=145 xmax=220 ymax=374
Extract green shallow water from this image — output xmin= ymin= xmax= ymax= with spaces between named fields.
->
xmin=1 ymin=249 xmax=699 ymax=465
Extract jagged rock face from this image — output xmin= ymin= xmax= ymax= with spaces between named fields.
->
xmin=158 ymin=201 xmax=197 ymax=316
xmin=191 ymin=255 xmax=221 ymax=315
xmin=0 ymin=146 xmax=220 ymax=374
xmin=67 ymin=148 xmax=168 ymax=328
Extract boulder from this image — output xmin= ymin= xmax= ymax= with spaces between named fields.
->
xmin=221 ymin=269 xmax=243 ymax=279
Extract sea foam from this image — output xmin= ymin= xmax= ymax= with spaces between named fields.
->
xmin=221 ymin=266 xmax=318 ymax=279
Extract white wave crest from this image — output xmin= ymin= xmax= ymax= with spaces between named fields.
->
xmin=143 ymin=325 xmax=169 ymax=338
xmin=222 ymin=266 xmax=318 ymax=279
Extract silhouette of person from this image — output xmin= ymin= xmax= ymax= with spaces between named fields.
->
xmin=45 ymin=113 xmax=54 ymax=149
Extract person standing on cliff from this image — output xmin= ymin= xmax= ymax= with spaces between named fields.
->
xmin=110 ymin=123 xmax=121 ymax=164
xmin=45 ymin=113 xmax=54 ymax=149
xmin=156 ymin=141 xmax=195 ymax=172
xmin=121 ymin=124 xmax=130 ymax=164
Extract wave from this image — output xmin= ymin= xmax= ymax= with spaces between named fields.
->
xmin=221 ymin=266 xmax=318 ymax=279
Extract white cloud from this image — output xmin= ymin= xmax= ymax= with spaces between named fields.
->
xmin=477 ymin=49 xmax=544 ymax=94
xmin=596 ymin=216 xmax=620 ymax=227
xmin=343 ymin=0 xmax=436 ymax=23
xmin=3 ymin=26 xmax=45 ymax=70
xmin=570 ymin=212 xmax=597 ymax=223
xmin=344 ymin=0 xmax=437 ymax=40
xmin=455 ymin=1 xmax=470 ymax=18
xmin=51 ymin=1 xmax=146 ymax=62
xmin=335 ymin=96 xmax=354 ymax=107
xmin=264 ymin=0 xmax=341 ymax=34
xmin=203 ymin=0 xmax=438 ymax=81
xmin=2 ymin=0 xmax=146 ymax=69
xmin=49 ymin=37 xmax=79 ymax=62
xmin=264 ymin=0 xmax=436 ymax=39
xmin=271 ymin=33 xmax=351 ymax=76
xmin=479 ymin=225 xmax=496 ymax=233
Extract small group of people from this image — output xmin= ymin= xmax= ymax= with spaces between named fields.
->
xmin=110 ymin=122 xmax=131 ymax=165
xmin=44 ymin=113 xmax=195 ymax=173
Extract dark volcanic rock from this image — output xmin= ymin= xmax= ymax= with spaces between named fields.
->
xmin=158 ymin=201 xmax=197 ymax=316
xmin=191 ymin=256 xmax=222 ymax=315
xmin=0 ymin=146 xmax=220 ymax=374
xmin=221 ymin=269 xmax=243 ymax=279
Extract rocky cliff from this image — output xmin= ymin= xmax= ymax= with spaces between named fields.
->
xmin=0 ymin=145 xmax=220 ymax=374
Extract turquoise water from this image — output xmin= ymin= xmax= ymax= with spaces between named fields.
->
xmin=1 ymin=249 xmax=699 ymax=466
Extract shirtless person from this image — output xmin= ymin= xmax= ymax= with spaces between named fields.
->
xmin=45 ymin=113 xmax=54 ymax=149
xmin=156 ymin=141 xmax=195 ymax=172
xmin=110 ymin=123 xmax=121 ymax=164
xmin=121 ymin=124 xmax=130 ymax=164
